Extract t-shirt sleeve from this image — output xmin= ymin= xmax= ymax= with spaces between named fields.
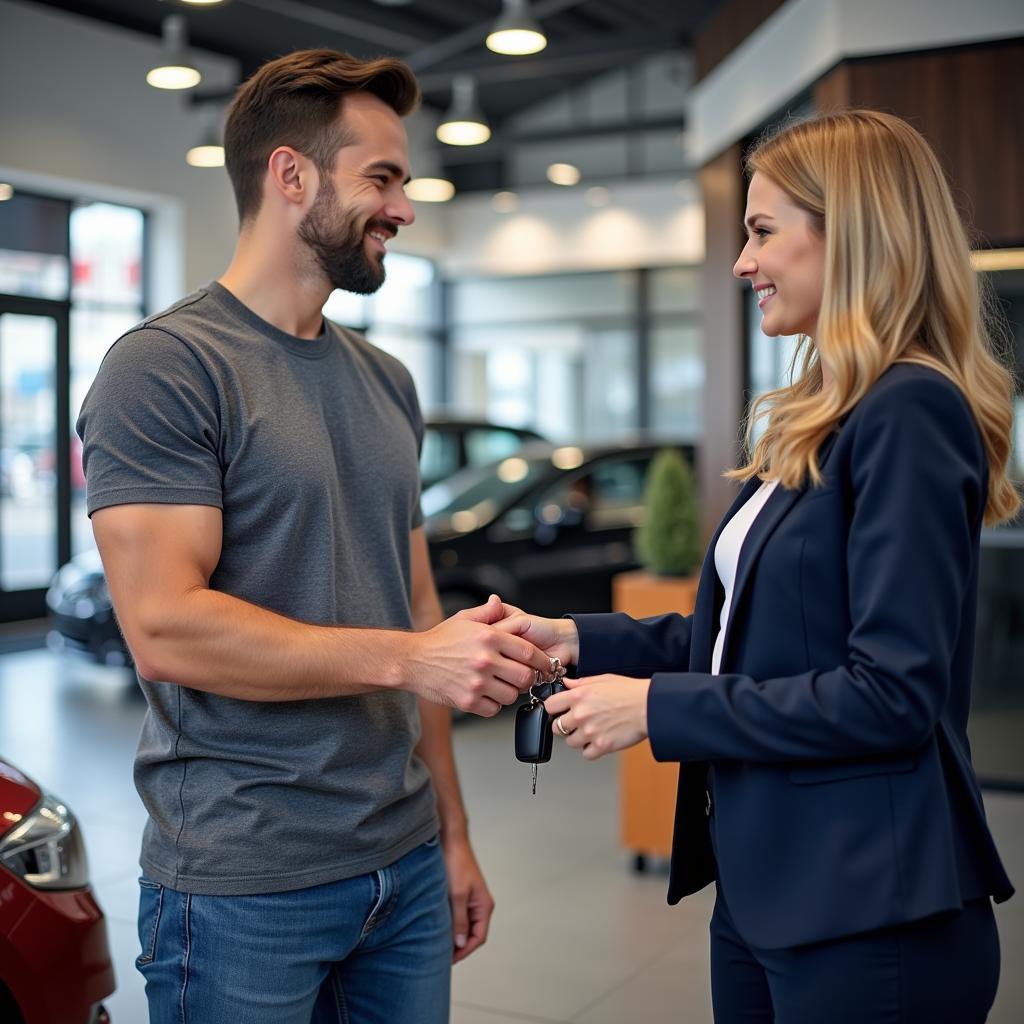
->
xmin=77 ymin=327 xmax=224 ymax=516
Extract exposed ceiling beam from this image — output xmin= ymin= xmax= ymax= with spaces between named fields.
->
xmin=236 ymin=0 xmax=430 ymax=52
xmin=418 ymin=44 xmax=676 ymax=91
xmin=437 ymin=113 xmax=686 ymax=164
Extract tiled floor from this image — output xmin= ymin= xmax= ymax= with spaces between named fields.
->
xmin=1 ymin=649 xmax=1021 ymax=1023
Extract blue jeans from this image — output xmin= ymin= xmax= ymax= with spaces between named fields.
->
xmin=136 ymin=837 xmax=452 ymax=1024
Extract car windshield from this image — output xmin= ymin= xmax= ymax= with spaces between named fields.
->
xmin=422 ymin=455 xmax=551 ymax=526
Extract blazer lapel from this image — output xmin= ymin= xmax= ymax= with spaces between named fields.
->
xmin=689 ymin=477 xmax=761 ymax=672
xmin=712 ymin=425 xmax=839 ymax=671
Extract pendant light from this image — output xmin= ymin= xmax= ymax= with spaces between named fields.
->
xmin=436 ymin=75 xmax=491 ymax=147
xmin=147 ymin=15 xmax=201 ymax=90
xmin=187 ymin=107 xmax=224 ymax=167
xmin=486 ymin=0 xmax=547 ymax=56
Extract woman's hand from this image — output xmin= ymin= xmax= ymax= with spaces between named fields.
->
xmin=491 ymin=600 xmax=580 ymax=669
xmin=543 ymin=674 xmax=650 ymax=760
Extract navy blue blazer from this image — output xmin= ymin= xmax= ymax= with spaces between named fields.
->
xmin=571 ymin=364 xmax=1013 ymax=950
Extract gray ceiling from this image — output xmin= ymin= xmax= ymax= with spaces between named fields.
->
xmin=31 ymin=0 xmax=725 ymax=190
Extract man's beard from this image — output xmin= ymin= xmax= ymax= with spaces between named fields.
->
xmin=297 ymin=178 xmax=387 ymax=295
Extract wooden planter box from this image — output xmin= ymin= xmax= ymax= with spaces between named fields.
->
xmin=612 ymin=570 xmax=699 ymax=868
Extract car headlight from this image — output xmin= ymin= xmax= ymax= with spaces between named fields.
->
xmin=0 ymin=793 xmax=90 ymax=889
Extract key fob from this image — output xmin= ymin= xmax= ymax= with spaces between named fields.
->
xmin=515 ymin=700 xmax=553 ymax=763
xmin=514 ymin=680 xmax=567 ymax=764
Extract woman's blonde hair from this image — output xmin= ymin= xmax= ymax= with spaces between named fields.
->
xmin=731 ymin=109 xmax=1020 ymax=525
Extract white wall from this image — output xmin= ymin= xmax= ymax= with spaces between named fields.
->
xmin=441 ymin=178 xmax=704 ymax=278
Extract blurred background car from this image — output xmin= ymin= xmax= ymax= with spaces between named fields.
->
xmin=46 ymin=548 xmax=127 ymax=668
xmin=0 ymin=756 xmax=114 ymax=1024
xmin=420 ymin=416 xmax=546 ymax=489
xmin=423 ymin=440 xmax=696 ymax=617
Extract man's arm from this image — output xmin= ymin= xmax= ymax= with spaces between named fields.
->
xmin=408 ymin=527 xmax=495 ymax=962
xmin=92 ymin=503 xmax=550 ymax=713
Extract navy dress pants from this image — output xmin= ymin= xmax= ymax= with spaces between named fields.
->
xmin=710 ymin=887 xmax=1000 ymax=1024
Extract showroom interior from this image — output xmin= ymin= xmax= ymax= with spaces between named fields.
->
xmin=0 ymin=0 xmax=1022 ymax=1021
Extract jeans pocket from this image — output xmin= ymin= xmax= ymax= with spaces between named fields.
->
xmin=423 ymin=833 xmax=441 ymax=848
xmin=136 ymin=877 xmax=165 ymax=967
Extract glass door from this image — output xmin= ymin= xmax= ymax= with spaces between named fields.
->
xmin=0 ymin=297 xmax=69 ymax=619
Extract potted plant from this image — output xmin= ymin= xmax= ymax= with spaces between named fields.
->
xmin=613 ymin=447 xmax=702 ymax=870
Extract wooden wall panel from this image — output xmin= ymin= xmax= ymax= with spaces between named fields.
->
xmin=813 ymin=41 xmax=1024 ymax=247
xmin=698 ymin=144 xmax=747 ymax=533
xmin=694 ymin=0 xmax=787 ymax=82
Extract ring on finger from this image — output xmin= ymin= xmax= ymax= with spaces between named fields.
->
xmin=555 ymin=714 xmax=572 ymax=737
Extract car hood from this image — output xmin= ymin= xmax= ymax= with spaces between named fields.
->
xmin=0 ymin=759 xmax=42 ymax=841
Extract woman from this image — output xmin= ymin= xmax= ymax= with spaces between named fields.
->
xmin=498 ymin=110 xmax=1019 ymax=1022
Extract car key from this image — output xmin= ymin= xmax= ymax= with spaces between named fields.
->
xmin=514 ymin=658 xmax=567 ymax=794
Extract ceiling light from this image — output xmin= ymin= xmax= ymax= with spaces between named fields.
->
xmin=487 ymin=0 xmax=547 ymax=56
xmin=546 ymin=163 xmax=580 ymax=186
xmin=187 ymin=109 xmax=224 ymax=167
xmin=491 ymin=191 xmax=519 ymax=213
xmin=585 ymin=186 xmax=611 ymax=207
xmin=0 ymin=184 xmax=13 ymax=202
xmin=437 ymin=75 xmax=491 ymax=146
xmin=147 ymin=15 xmax=201 ymax=90
xmin=405 ymin=178 xmax=456 ymax=203
xmin=179 ymin=1 xmax=229 ymax=6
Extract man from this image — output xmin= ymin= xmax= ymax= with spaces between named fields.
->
xmin=78 ymin=49 xmax=549 ymax=1024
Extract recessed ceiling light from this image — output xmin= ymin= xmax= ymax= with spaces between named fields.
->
xmin=547 ymin=163 xmax=580 ymax=186
xmin=0 ymin=184 xmax=14 ymax=202
xmin=405 ymin=178 xmax=456 ymax=202
xmin=491 ymin=191 xmax=519 ymax=213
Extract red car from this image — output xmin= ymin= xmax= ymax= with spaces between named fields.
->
xmin=0 ymin=758 xmax=114 ymax=1024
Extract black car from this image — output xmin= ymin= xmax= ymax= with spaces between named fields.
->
xmin=420 ymin=417 xmax=546 ymax=489
xmin=46 ymin=547 xmax=129 ymax=667
xmin=424 ymin=441 xmax=696 ymax=617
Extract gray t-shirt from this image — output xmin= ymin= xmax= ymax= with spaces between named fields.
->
xmin=77 ymin=281 xmax=439 ymax=895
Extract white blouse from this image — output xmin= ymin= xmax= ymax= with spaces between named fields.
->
xmin=711 ymin=479 xmax=779 ymax=675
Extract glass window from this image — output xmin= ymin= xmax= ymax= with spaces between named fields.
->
xmin=68 ymin=201 xmax=147 ymax=558
xmin=0 ymin=313 xmax=57 ymax=589
xmin=453 ymin=271 xmax=633 ymax=325
xmin=650 ymin=267 xmax=701 ymax=314
xmin=650 ymin=322 xmax=704 ymax=439
xmin=70 ymin=203 xmax=144 ymax=306
xmin=0 ymin=192 xmax=70 ymax=300
xmin=451 ymin=322 xmax=638 ymax=444
xmin=463 ymin=428 xmax=534 ymax=467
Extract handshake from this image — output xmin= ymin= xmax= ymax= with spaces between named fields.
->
xmin=407 ymin=594 xmax=578 ymax=718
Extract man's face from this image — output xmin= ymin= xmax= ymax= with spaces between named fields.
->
xmin=297 ymin=92 xmax=415 ymax=295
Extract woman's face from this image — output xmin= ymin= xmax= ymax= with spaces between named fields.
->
xmin=733 ymin=171 xmax=825 ymax=339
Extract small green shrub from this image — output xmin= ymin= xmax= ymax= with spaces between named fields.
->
xmin=634 ymin=448 xmax=701 ymax=576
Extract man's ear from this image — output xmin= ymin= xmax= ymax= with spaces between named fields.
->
xmin=266 ymin=146 xmax=316 ymax=209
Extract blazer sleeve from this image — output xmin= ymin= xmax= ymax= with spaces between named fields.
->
xmin=569 ymin=611 xmax=693 ymax=677
xmin=648 ymin=375 xmax=986 ymax=764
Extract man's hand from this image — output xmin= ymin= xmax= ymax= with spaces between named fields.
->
xmin=442 ymin=833 xmax=495 ymax=964
xmin=491 ymin=602 xmax=580 ymax=668
xmin=543 ymin=674 xmax=650 ymax=760
xmin=404 ymin=596 xmax=552 ymax=716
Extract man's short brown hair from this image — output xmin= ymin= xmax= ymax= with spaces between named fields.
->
xmin=224 ymin=49 xmax=420 ymax=224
